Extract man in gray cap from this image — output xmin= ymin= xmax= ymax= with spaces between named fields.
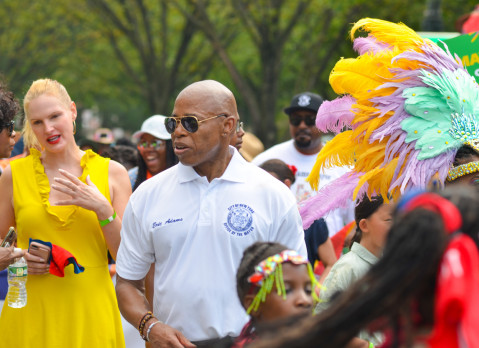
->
xmin=253 ymin=92 xmax=353 ymax=237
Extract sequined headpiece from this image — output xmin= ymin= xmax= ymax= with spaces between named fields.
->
xmin=446 ymin=139 xmax=479 ymax=182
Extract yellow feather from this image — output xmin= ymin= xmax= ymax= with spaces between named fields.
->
xmin=330 ymin=53 xmax=395 ymax=96
xmin=351 ymin=18 xmax=425 ymax=52
xmin=353 ymin=166 xmax=383 ymax=200
xmin=307 ymin=131 xmax=355 ymax=190
xmin=357 ymin=149 xmax=386 ymax=170
xmin=380 ymin=158 xmax=398 ymax=195
xmin=365 ymin=158 xmax=398 ymax=198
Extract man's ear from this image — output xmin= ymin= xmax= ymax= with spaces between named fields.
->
xmin=223 ymin=115 xmax=236 ymax=136
xmin=243 ymin=293 xmax=261 ymax=318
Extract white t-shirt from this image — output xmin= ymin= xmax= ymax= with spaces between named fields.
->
xmin=253 ymin=139 xmax=353 ymax=235
xmin=116 ymin=147 xmax=306 ymax=341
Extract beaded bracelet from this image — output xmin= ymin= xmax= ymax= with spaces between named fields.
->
xmin=146 ymin=320 xmax=162 ymax=342
xmin=138 ymin=311 xmax=155 ymax=340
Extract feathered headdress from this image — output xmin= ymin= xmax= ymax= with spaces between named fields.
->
xmin=300 ymin=18 xmax=479 ymax=229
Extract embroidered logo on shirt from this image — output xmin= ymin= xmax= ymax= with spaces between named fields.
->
xmin=224 ymin=204 xmax=254 ymax=237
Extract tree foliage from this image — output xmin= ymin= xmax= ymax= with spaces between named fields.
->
xmin=0 ymin=0 xmax=476 ymax=144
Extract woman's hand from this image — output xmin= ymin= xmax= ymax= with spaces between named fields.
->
xmin=51 ymin=169 xmax=112 ymax=218
xmin=24 ymin=250 xmax=50 ymax=275
xmin=0 ymin=247 xmax=24 ymax=271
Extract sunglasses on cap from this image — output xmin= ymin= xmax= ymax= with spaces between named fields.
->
xmin=289 ymin=114 xmax=316 ymax=127
xmin=137 ymin=139 xmax=165 ymax=150
xmin=0 ymin=120 xmax=14 ymax=136
xmin=164 ymin=114 xmax=227 ymax=134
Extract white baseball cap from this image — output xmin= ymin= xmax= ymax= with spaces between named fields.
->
xmin=133 ymin=115 xmax=171 ymax=140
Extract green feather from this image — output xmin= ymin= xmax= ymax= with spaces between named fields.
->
xmin=419 ymin=69 xmax=479 ymax=115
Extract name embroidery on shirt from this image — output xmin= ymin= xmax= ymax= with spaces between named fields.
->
xmin=224 ymin=204 xmax=254 ymax=237
xmin=152 ymin=218 xmax=183 ymax=228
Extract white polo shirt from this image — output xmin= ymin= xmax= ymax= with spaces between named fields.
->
xmin=252 ymin=139 xmax=353 ymax=235
xmin=116 ymin=147 xmax=306 ymax=341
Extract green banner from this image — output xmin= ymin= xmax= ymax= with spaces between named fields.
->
xmin=439 ymin=33 xmax=479 ymax=82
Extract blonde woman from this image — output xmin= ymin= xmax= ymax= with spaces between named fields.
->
xmin=0 ymin=79 xmax=131 ymax=347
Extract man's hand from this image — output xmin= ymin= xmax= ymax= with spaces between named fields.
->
xmin=0 ymin=247 xmax=24 ymax=271
xmin=147 ymin=321 xmax=196 ymax=348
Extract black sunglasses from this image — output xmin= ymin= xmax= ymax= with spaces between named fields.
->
xmin=0 ymin=120 xmax=14 ymax=136
xmin=289 ymin=115 xmax=316 ymax=127
xmin=165 ymin=114 xmax=227 ymax=134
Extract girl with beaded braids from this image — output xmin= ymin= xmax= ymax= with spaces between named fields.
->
xmin=232 ymin=242 xmax=320 ymax=348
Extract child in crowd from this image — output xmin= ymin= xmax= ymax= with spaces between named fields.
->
xmin=233 ymin=242 xmax=319 ymax=348
xmin=259 ymin=159 xmax=337 ymax=284
xmin=316 ymin=194 xmax=393 ymax=346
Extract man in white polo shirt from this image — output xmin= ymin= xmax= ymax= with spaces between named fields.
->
xmin=115 ymin=80 xmax=306 ymax=347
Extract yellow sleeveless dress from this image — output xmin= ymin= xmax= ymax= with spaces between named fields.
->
xmin=0 ymin=149 xmax=125 ymax=348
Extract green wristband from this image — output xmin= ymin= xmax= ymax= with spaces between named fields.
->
xmin=99 ymin=211 xmax=117 ymax=227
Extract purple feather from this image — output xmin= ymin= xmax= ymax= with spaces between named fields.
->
xmin=299 ymin=171 xmax=362 ymax=229
xmin=353 ymin=35 xmax=392 ymax=55
xmin=393 ymin=43 xmax=461 ymax=73
xmin=316 ymin=95 xmax=356 ymax=134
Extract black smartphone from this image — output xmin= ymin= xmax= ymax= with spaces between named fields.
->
xmin=1 ymin=227 xmax=16 ymax=248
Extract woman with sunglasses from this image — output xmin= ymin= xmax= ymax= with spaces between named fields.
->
xmin=0 ymin=84 xmax=18 ymax=162
xmin=0 ymin=79 xmax=130 ymax=347
xmin=129 ymin=115 xmax=178 ymax=191
xmin=0 ymin=83 xmax=24 ymax=272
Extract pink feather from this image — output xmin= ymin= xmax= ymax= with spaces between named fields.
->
xmin=299 ymin=171 xmax=362 ymax=229
xmin=353 ymin=35 xmax=392 ymax=55
xmin=316 ymin=95 xmax=356 ymax=134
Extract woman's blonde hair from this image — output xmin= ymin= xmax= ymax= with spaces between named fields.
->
xmin=23 ymin=79 xmax=72 ymax=150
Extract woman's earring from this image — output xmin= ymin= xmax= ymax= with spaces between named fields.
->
xmin=73 ymin=121 xmax=77 ymax=135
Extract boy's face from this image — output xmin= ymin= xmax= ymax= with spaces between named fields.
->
xmin=254 ymin=263 xmax=313 ymax=322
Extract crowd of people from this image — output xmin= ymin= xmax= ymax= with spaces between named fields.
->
xmin=0 ymin=16 xmax=478 ymax=348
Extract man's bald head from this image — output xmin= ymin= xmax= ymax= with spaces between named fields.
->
xmin=175 ymin=80 xmax=238 ymax=118
xmin=171 ymin=80 xmax=238 ymax=180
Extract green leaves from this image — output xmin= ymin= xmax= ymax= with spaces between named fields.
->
xmin=0 ymin=0 xmax=476 ymax=142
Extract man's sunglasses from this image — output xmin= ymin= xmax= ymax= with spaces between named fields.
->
xmin=137 ymin=140 xmax=165 ymax=150
xmin=289 ymin=115 xmax=316 ymax=127
xmin=0 ymin=120 xmax=14 ymax=136
xmin=165 ymin=114 xmax=227 ymax=134
xmin=236 ymin=121 xmax=244 ymax=133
